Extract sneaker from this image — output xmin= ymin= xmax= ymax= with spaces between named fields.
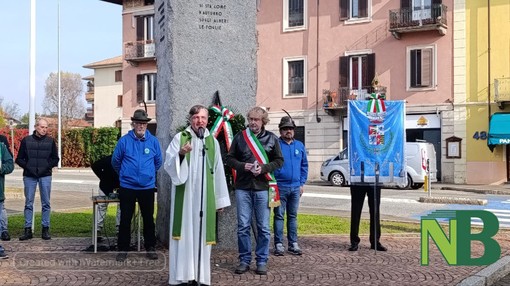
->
xmin=116 ymin=252 xmax=128 ymax=262
xmin=255 ymin=264 xmax=267 ymax=275
xmin=146 ymin=246 xmax=158 ymax=260
xmin=274 ymin=243 xmax=284 ymax=256
xmin=234 ymin=263 xmax=250 ymax=274
xmin=1 ymin=231 xmax=10 ymax=241
xmin=288 ymin=242 xmax=302 ymax=255
xmin=0 ymin=246 xmax=8 ymax=259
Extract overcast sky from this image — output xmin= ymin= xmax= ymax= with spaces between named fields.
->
xmin=0 ymin=0 xmax=122 ymax=116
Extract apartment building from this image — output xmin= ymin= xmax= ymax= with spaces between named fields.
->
xmin=101 ymin=0 xmax=157 ymax=135
xmin=257 ymin=0 xmax=453 ymax=181
xmin=83 ymin=56 xmax=123 ymax=128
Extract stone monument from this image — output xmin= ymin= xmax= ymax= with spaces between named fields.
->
xmin=154 ymin=0 xmax=257 ymax=249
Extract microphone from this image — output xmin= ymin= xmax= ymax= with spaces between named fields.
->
xmin=198 ymin=127 xmax=205 ymax=139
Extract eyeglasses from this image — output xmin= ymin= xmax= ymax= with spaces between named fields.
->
xmin=133 ymin=122 xmax=148 ymax=126
xmin=281 ymin=127 xmax=294 ymax=131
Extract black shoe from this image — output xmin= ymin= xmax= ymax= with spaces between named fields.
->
xmin=41 ymin=227 xmax=51 ymax=240
xmin=348 ymin=243 xmax=359 ymax=251
xmin=234 ymin=263 xmax=250 ymax=274
xmin=1 ymin=231 xmax=10 ymax=241
xmin=19 ymin=228 xmax=33 ymax=241
xmin=255 ymin=264 xmax=267 ymax=275
xmin=370 ymin=243 xmax=387 ymax=251
xmin=116 ymin=252 xmax=128 ymax=262
xmin=146 ymin=246 xmax=158 ymax=260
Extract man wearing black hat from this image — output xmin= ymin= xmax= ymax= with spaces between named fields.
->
xmin=273 ymin=116 xmax=308 ymax=256
xmin=112 ymin=109 xmax=162 ymax=262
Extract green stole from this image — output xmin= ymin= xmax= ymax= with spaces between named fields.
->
xmin=172 ymin=131 xmax=217 ymax=244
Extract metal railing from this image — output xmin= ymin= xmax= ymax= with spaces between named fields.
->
xmin=389 ymin=4 xmax=447 ymax=30
xmin=323 ymin=86 xmax=385 ymax=109
xmin=124 ymin=40 xmax=155 ymax=61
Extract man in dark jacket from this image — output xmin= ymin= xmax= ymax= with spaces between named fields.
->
xmin=15 ymin=118 xmax=59 ymax=241
xmin=91 ymin=155 xmax=121 ymax=235
xmin=226 ymin=106 xmax=283 ymax=276
xmin=0 ymin=140 xmax=14 ymax=257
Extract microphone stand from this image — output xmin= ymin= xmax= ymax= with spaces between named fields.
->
xmin=196 ymin=133 xmax=206 ymax=286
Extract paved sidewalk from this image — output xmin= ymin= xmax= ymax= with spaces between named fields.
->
xmin=0 ymin=233 xmax=509 ymax=285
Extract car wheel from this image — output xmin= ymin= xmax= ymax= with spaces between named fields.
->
xmin=404 ymin=174 xmax=413 ymax=190
xmin=330 ymin=171 xmax=345 ymax=186
xmin=411 ymin=183 xmax=424 ymax=190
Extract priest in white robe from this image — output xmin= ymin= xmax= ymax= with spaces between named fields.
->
xmin=164 ymin=105 xmax=230 ymax=286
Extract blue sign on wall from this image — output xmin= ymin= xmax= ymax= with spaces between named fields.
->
xmin=348 ymin=100 xmax=406 ymax=186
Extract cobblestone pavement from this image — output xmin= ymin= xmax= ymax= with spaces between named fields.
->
xmin=1 ymin=233 xmax=509 ymax=286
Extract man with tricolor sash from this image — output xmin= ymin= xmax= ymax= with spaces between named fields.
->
xmin=164 ymin=105 xmax=230 ymax=286
xmin=226 ymin=106 xmax=283 ymax=276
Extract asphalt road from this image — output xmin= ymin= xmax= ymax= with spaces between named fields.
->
xmin=5 ymin=168 xmax=510 ymax=225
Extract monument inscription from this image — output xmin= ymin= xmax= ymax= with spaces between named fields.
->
xmin=198 ymin=3 xmax=228 ymax=30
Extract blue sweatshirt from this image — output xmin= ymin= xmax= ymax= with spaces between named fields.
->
xmin=112 ymin=129 xmax=162 ymax=190
xmin=274 ymin=138 xmax=308 ymax=188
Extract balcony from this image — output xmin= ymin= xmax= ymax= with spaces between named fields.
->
xmin=85 ymin=107 xmax=94 ymax=120
xmin=85 ymin=92 xmax=94 ymax=102
xmin=389 ymin=4 xmax=447 ymax=39
xmin=495 ymin=78 xmax=510 ymax=109
xmin=323 ymin=86 xmax=386 ymax=111
xmin=124 ymin=40 xmax=155 ymax=64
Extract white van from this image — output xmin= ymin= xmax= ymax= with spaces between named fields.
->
xmin=320 ymin=141 xmax=438 ymax=189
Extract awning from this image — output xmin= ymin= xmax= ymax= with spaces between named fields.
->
xmin=488 ymin=112 xmax=510 ymax=151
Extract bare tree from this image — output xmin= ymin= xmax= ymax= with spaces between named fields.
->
xmin=43 ymin=72 xmax=86 ymax=127
xmin=3 ymin=101 xmax=21 ymax=120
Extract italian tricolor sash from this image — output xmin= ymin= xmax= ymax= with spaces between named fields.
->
xmin=242 ymin=129 xmax=280 ymax=208
xmin=172 ymin=131 xmax=217 ymax=244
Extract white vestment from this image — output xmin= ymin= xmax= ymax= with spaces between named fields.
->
xmin=164 ymin=127 xmax=230 ymax=285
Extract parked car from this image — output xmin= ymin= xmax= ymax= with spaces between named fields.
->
xmin=320 ymin=141 xmax=438 ymax=189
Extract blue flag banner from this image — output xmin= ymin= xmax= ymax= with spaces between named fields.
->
xmin=348 ymin=100 xmax=406 ymax=186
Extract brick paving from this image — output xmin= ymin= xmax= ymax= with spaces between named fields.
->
xmin=0 ymin=233 xmax=509 ymax=285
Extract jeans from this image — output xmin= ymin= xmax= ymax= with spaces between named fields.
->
xmin=273 ymin=187 xmax=300 ymax=246
xmin=97 ymin=188 xmax=121 ymax=231
xmin=23 ymin=176 xmax=52 ymax=228
xmin=0 ymin=201 xmax=7 ymax=232
xmin=236 ymin=189 xmax=270 ymax=266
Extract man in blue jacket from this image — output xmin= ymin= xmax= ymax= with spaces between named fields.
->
xmin=112 ymin=109 xmax=162 ymax=262
xmin=273 ymin=116 xmax=308 ymax=256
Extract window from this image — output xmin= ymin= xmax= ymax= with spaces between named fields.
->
xmin=339 ymin=53 xmax=375 ymax=99
xmin=283 ymin=57 xmax=307 ymax=97
xmin=115 ymin=70 xmax=122 ymax=82
xmin=136 ymin=15 xmax=154 ymax=42
xmin=339 ymin=0 xmax=371 ymax=22
xmin=412 ymin=0 xmax=432 ymax=21
xmin=117 ymin=95 xmax=123 ymax=107
xmin=407 ymin=45 xmax=436 ymax=90
xmin=137 ymin=73 xmax=157 ymax=103
xmin=283 ymin=0 xmax=307 ymax=31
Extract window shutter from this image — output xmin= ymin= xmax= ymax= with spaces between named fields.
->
xmin=410 ymin=50 xmax=418 ymax=87
xmin=401 ymin=0 xmax=410 ymax=9
xmin=432 ymin=0 xmax=442 ymax=4
xmin=153 ymin=74 xmax=157 ymax=101
xmin=359 ymin=0 xmax=368 ymax=18
xmin=136 ymin=17 xmax=144 ymax=41
xmin=421 ymin=49 xmax=432 ymax=87
xmin=137 ymin=74 xmax=144 ymax=103
xmin=366 ymin=54 xmax=376 ymax=89
xmin=339 ymin=0 xmax=349 ymax=20
xmin=339 ymin=56 xmax=349 ymax=87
